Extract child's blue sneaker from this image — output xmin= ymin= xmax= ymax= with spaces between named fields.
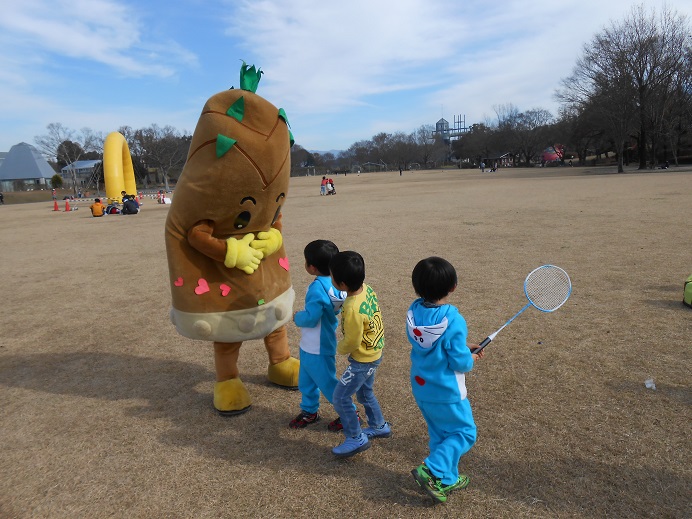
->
xmin=362 ymin=421 xmax=392 ymax=439
xmin=332 ymin=433 xmax=370 ymax=458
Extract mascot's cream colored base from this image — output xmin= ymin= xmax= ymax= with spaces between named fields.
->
xmin=170 ymin=288 xmax=295 ymax=342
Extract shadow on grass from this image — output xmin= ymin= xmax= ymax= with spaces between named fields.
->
xmin=4 ymin=352 xmax=688 ymax=515
xmin=0 ymin=352 xmax=430 ymax=508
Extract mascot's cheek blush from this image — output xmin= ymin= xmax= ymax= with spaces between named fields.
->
xmin=415 ymin=376 xmax=426 ymax=386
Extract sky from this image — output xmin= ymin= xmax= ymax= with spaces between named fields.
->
xmin=2 ymin=0 xmax=691 ymax=155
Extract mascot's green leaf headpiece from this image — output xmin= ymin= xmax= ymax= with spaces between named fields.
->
xmin=216 ymin=61 xmax=294 ymax=158
xmin=240 ymin=61 xmax=263 ymax=93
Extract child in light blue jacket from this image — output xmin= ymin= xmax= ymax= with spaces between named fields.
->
xmin=407 ymin=257 xmax=485 ymax=504
xmin=289 ymin=240 xmax=346 ymax=429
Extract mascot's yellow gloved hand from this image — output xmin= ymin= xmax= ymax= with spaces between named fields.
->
xmin=225 ymin=233 xmax=263 ymax=274
xmin=251 ymin=228 xmax=283 ymax=258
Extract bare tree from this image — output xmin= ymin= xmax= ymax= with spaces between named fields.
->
xmin=557 ymin=4 xmax=691 ymax=170
xmin=557 ymin=105 xmax=606 ymax=166
xmin=515 ymin=108 xmax=553 ymax=166
xmin=133 ymin=125 xmax=190 ymax=191
xmin=452 ymin=123 xmax=492 ymax=166
xmin=493 ymin=104 xmax=522 ymax=166
xmin=35 ymin=123 xmax=103 ymax=194
xmin=411 ymin=125 xmax=437 ymax=167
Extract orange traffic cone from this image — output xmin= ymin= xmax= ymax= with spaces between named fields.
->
xmin=53 ymin=200 xmax=59 ymax=211
xmin=64 ymin=199 xmax=71 ymax=212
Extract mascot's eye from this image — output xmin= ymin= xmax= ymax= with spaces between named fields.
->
xmin=271 ymin=205 xmax=282 ymax=225
xmin=234 ymin=211 xmax=251 ymax=229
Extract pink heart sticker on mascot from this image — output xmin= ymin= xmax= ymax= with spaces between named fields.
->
xmin=279 ymin=257 xmax=290 ymax=271
xmin=195 ymin=279 xmax=210 ymax=295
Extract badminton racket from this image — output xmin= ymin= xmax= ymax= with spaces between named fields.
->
xmin=472 ymin=265 xmax=571 ymax=354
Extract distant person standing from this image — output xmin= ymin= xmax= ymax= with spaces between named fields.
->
xmin=0 ymin=192 xmax=4 ymax=204
xmin=480 ymin=162 xmax=485 ymax=173
xmin=400 ymin=166 xmax=403 ymax=176
xmin=320 ymin=176 xmax=328 ymax=196
xmin=52 ymin=188 xmax=57 ymax=200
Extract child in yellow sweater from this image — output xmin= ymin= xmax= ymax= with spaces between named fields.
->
xmin=329 ymin=251 xmax=390 ymax=457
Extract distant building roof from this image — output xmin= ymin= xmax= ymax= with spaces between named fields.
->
xmin=0 ymin=142 xmax=56 ymax=181
xmin=61 ymin=160 xmax=102 ymax=174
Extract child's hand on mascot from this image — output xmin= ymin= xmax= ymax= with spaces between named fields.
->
xmin=225 ymin=233 xmax=264 ymax=274
xmin=251 ymin=228 xmax=283 ymax=257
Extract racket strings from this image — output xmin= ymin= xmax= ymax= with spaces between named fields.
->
xmin=525 ymin=266 xmax=571 ymax=311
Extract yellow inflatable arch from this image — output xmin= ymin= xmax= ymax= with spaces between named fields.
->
xmin=103 ymin=132 xmax=137 ymax=203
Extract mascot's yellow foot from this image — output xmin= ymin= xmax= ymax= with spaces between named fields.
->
xmin=267 ymin=357 xmax=300 ymax=389
xmin=214 ymin=378 xmax=252 ymax=416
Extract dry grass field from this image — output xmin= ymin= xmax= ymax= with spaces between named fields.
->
xmin=0 ymin=166 xmax=690 ymax=518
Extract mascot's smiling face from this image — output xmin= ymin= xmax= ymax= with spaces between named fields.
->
xmin=231 ymin=192 xmax=285 ymax=234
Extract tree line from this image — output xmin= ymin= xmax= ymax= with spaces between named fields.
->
xmin=35 ymin=3 xmax=691 ymax=190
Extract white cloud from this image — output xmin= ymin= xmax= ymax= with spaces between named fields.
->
xmin=222 ymin=0 xmax=692 ymax=146
xmin=0 ymin=0 xmax=196 ymax=77
xmin=225 ymin=0 xmax=473 ymax=113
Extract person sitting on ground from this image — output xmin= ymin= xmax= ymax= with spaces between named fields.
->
xmin=121 ymin=191 xmax=139 ymax=204
xmin=90 ymin=198 xmax=106 ymax=217
xmin=122 ymin=197 xmax=139 ymax=215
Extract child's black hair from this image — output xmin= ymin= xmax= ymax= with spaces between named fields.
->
xmin=304 ymin=240 xmax=339 ymax=276
xmin=412 ymin=256 xmax=458 ymax=303
xmin=329 ymin=251 xmax=365 ymax=292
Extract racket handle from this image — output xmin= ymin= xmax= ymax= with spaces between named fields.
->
xmin=472 ymin=336 xmax=492 ymax=354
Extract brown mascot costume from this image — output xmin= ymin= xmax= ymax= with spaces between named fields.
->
xmin=165 ymin=63 xmax=299 ymax=415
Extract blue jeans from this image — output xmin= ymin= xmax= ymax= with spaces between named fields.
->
xmin=333 ymin=357 xmax=385 ymax=437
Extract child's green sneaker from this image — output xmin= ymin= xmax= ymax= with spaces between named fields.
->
xmin=440 ymin=474 xmax=470 ymax=494
xmin=411 ymin=464 xmax=446 ymax=504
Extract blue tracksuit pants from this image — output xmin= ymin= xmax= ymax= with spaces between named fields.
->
xmin=417 ymin=398 xmax=477 ymax=486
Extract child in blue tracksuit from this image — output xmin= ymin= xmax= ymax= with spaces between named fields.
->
xmin=407 ymin=257 xmax=485 ymax=504
xmin=289 ymin=240 xmax=347 ymax=429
